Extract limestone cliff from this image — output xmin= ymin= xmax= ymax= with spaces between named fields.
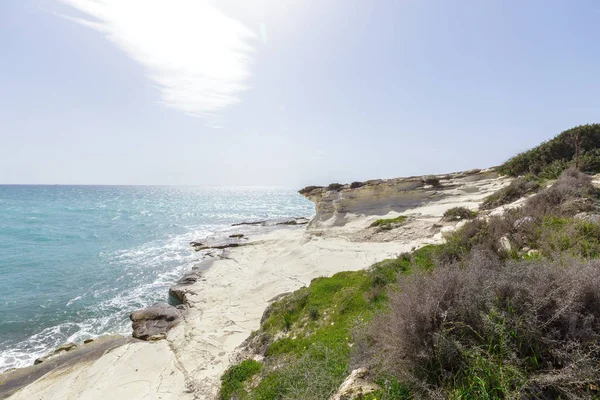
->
xmin=300 ymin=169 xmax=502 ymax=227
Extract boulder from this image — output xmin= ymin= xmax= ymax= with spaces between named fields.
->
xmin=329 ymin=368 xmax=380 ymax=400
xmin=500 ymin=236 xmax=512 ymax=252
xmin=130 ymin=302 xmax=183 ymax=341
xmin=169 ymin=272 xmax=201 ymax=303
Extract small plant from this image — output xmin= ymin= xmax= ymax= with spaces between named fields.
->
xmin=369 ymin=216 xmax=408 ymax=230
xmin=423 ymin=176 xmax=441 ymax=187
xmin=219 ymin=359 xmax=262 ymax=400
xmin=308 ymin=305 xmax=320 ymax=321
xmin=442 ymin=207 xmax=477 ymax=222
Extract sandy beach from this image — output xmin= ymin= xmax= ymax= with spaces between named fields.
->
xmin=1 ymin=170 xmax=509 ymax=400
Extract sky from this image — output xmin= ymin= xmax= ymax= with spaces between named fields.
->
xmin=1 ymin=0 xmax=599 ymax=186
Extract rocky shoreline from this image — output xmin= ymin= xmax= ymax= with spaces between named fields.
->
xmin=0 ymin=216 xmax=312 ymax=399
xmin=1 ymin=171 xmax=512 ymax=400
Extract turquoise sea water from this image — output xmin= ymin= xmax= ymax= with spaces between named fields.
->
xmin=0 ymin=185 xmax=314 ymax=371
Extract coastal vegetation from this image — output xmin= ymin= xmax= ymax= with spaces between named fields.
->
xmin=221 ymin=168 xmax=600 ymax=399
xmin=369 ymin=216 xmax=408 ymax=230
xmin=480 ymin=177 xmax=541 ymax=210
xmin=498 ymin=124 xmax=600 ymax=178
xmin=442 ymin=206 xmax=477 ymax=221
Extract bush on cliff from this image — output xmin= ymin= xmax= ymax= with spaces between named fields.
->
xmin=497 ymin=123 xmax=600 ymax=178
xmin=298 ymin=185 xmax=323 ymax=196
xmin=326 ymin=183 xmax=344 ymax=192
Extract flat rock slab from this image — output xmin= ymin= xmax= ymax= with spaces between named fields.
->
xmin=0 ymin=335 xmax=132 ymax=399
xmin=130 ymin=302 xmax=183 ymax=341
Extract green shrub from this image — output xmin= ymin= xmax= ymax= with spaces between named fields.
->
xmin=369 ymin=216 xmax=408 ymax=230
xmin=350 ymin=181 xmax=365 ymax=189
xmin=220 ymin=359 xmax=263 ymax=400
xmin=442 ymin=207 xmax=477 ymax=221
xmin=498 ymin=124 xmax=600 ymax=178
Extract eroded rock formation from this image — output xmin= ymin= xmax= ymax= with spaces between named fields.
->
xmin=130 ymin=302 xmax=183 ymax=341
xmin=300 ymin=169 xmax=500 ymax=227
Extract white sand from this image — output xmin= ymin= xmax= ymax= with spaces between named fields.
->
xmin=5 ymin=172 xmax=508 ymax=400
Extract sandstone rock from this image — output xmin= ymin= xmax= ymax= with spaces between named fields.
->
xmin=229 ymin=234 xmax=244 ymax=238
xmin=440 ymin=226 xmax=456 ymax=239
xmin=169 ymin=272 xmax=201 ymax=303
xmin=329 ymin=367 xmax=380 ymax=400
xmin=574 ymin=212 xmax=600 ymax=224
xmin=130 ymin=303 xmax=183 ymax=341
xmin=300 ymin=169 xmax=500 ymax=228
xmin=500 ymin=236 xmax=512 ymax=252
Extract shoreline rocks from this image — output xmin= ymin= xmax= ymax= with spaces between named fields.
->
xmin=169 ymin=271 xmax=201 ymax=303
xmin=130 ymin=302 xmax=183 ymax=341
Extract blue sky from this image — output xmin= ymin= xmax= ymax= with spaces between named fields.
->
xmin=1 ymin=0 xmax=599 ymax=186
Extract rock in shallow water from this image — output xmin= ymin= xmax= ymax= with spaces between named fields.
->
xmin=130 ymin=302 xmax=183 ymax=341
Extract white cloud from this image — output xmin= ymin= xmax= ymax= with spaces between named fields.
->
xmin=57 ymin=0 xmax=257 ymax=117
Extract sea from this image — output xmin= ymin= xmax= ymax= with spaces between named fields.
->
xmin=0 ymin=185 xmax=314 ymax=372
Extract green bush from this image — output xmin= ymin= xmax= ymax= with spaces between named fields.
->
xmin=498 ymin=124 xmax=600 ymax=178
xmin=369 ymin=216 xmax=408 ymax=230
xmin=220 ymin=359 xmax=263 ymax=400
xmin=442 ymin=207 xmax=477 ymax=221
xmin=423 ymin=176 xmax=441 ymax=187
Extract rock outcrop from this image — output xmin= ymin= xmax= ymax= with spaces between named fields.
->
xmin=130 ymin=303 xmax=183 ymax=341
xmin=329 ymin=368 xmax=380 ymax=400
xmin=300 ymin=169 xmax=501 ymax=227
